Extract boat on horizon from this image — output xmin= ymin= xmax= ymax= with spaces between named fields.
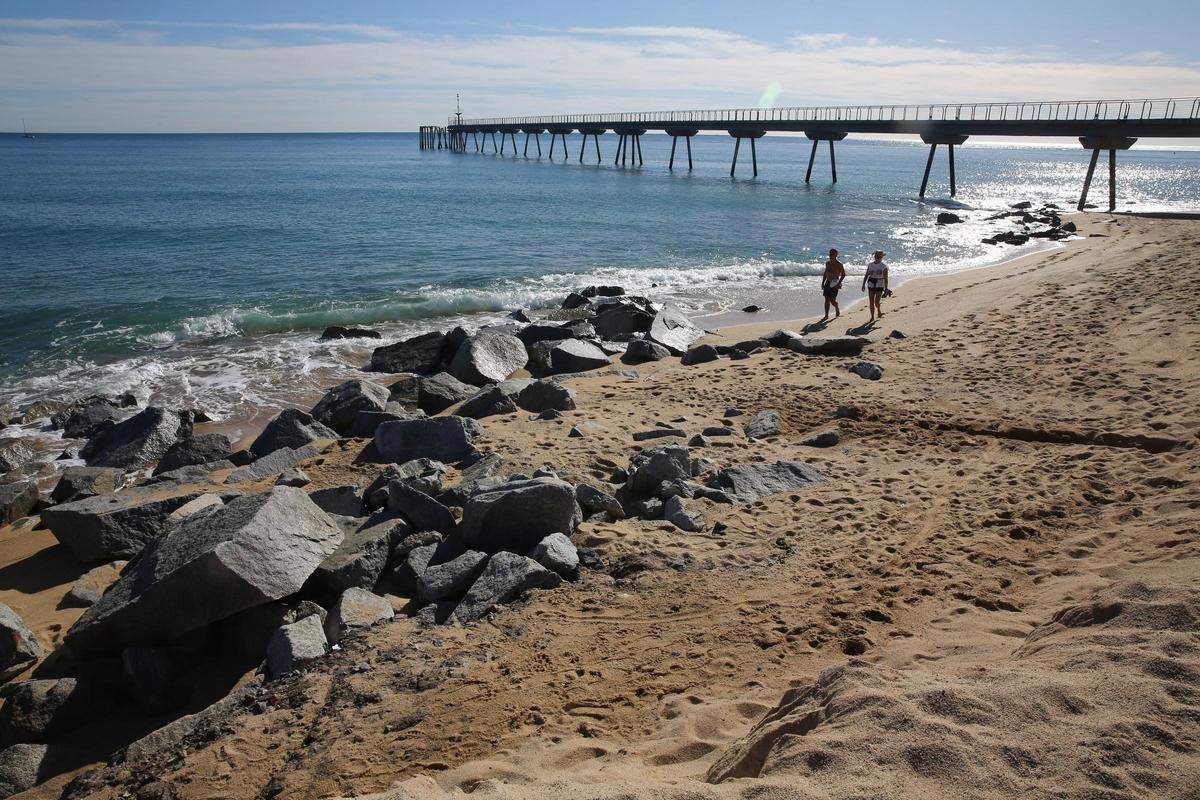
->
xmin=22 ymin=118 xmax=34 ymax=139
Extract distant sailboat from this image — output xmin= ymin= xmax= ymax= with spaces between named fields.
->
xmin=22 ymin=119 xmax=34 ymax=139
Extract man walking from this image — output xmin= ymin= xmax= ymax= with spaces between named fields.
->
xmin=820 ymin=248 xmax=845 ymax=321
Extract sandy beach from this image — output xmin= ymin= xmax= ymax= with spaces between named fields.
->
xmin=2 ymin=213 xmax=1197 ymax=799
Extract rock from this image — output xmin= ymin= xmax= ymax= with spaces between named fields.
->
xmin=374 ymin=416 xmax=480 ymax=465
xmin=59 ymin=402 xmax=120 ymax=440
xmin=364 ymin=459 xmax=447 ymax=508
xmin=313 ymin=515 xmax=404 ymax=593
xmin=454 ymin=552 xmax=562 ymax=624
xmin=743 ymin=409 xmax=781 ymax=439
xmin=849 ymin=361 xmax=884 ymax=380
xmin=0 ymin=605 xmax=43 ymax=683
xmin=633 ymin=428 xmax=686 ymax=441
xmin=591 ymin=300 xmax=655 ymax=339
xmin=834 ymin=404 xmax=862 ymax=420
xmin=117 ymin=676 xmax=263 ymax=765
xmin=729 ymin=349 xmax=750 ymax=361
xmin=762 ymin=330 xmax=802 ymax=348
xmin=267 ymin=615 xmax=329 ymax=678
xmin=275 ymin=468 xmax=311 ymax=488
xmin=627 ymin=444 xmax=692 ymax=497
xmin=348 ymin=410 xmax=420 ymax=438
xmin=63 ymin=561 xmax=127 ymax=608
xmin=456 ymin=385 xmax=517 ymax=420
xmin=12 ymin=400 xmax=68 ymax=426
xmin=701 ymin=426 xmax=734 ymax=437
xmin=888 ymin=329 xmax=906 ymax=339
xmin=324 ymin=588 xmax=394 ymax=645
xmin=561 ymin=292 xmax=591 ymax=310
xmin=663 ymin=495 xmax=704 ymax=532
xmin=936 ymin=212 xmax=963 ymax=224
xmin=799 ymin=427 xmax=840 ymax=448
xmin=416 ymin=549 xmax=489 ymax=603
xmin=724 ymin=407 xmax=743 ymax=417
xmin=416 ymin=372 xmax=476 ymax=414
xmin=391 ymin=542 xmax=437 ymax=595
xmin=120 ymin=643 xmax=203 ymax=713
xmin=688 ymin=434 xmax=709 ymax=447
xmin=448 ymin=332 xmax=528 ymax=387
xmin=575 ymin=484 xmax=624 ymax=520
xmin=320 ymin=326 xmax=380 ymax=341
xmin=386 ymin=375 xmax=420 ymax=406
xmin=681 ymin=344 xmax=720 ymax=365
xmin=530 ymin=339 xmax=610 ymax=375
xmin=225 ymin=444 xmax=320 ymax=484
xmin=460 ymin=478 xmax=582 ymax=553
xmin=514 ymin=379 xmax=576 ymax=413
xmin=742 ymin=305 xmax=763 ymax=313
xmin=648 ymin=305 xmax=703 ymax=355
xmin=168 ymin=493 xmax=225 ymax=523
xmin=622 ymin=339 xmax=670 ymax=364
xmin=0 ymin=677 xmax=99 ymax=744
xmin=153 ymin=433 xmax=233 ymax=476
xmin=515 ymin=324 xmax=576 ymax=347
xmin=706 ymin=461 xmax=825 ymax=503
xmin=1062 ymin=221 xmax=1077 ymax=233
xmin=308 ymin=484 xmax=365 ymax=517
xmin=531 ymin=533 xmax=578 ymax=578
xmin=0 ymin=439 xmax=36 ymax=475
xmin=386 ymin=481 xmax=456 ymax=534
xmin=0 ymin=483 xmax=38 ymax=526
xmin=79 ymin=407 xmax=191 ymax=470
xmin=369 ymin=331 xmax=448 ymax=374
xmin=1012 ymin=200 xmax=1032 ymax=209
xmin=786 ymin=336 xmax=870 ymax=357
xmin=41 ymin=486 xmax=203 ymax=563
xmin=310 ymin=380 xmax=389 ymax=435
xmin=0 ymin=743 xmax=55 ymax=796
xmin=249 ymin=409 xmax=336 ymax=458
xmin=64 ymin=487 xmax=343 ymax=654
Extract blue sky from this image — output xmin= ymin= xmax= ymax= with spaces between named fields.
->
xmin=2 ymin=0 xmax=1197 ymax=132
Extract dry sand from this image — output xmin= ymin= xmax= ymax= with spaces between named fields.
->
xmin=4 ymin=214 xmax=1198 ymax=799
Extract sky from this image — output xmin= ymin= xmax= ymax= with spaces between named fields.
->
xmin=2 ymin=0 xmax=1198 ymax=133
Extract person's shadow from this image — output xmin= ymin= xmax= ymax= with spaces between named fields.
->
xmin=846 ymin=320 xmax=878 ymax=336
xmin=801 ymin=319 xmax=830 ymax=334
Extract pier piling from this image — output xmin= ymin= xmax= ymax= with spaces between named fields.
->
xmin=1077 ymin=137 xmax=1137 ymax=211
xmin=919 ymin=134 xmax=969 ymax=198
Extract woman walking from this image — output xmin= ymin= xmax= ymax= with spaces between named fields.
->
xmin=861 ymin=251 xmax=889 ymax=322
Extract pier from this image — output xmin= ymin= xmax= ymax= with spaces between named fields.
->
xmin=427 ymin=97 xmax=1200 ymax=210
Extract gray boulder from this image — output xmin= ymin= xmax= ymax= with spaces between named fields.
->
xmin=575 ymin=484 xmax=624 ymax=519
xmin=0 ymin=743 xmax=56 ymax=797
xmin=456 ymin=385 xmax=517 ymax=420
xmin=308 ymin=484 xmax=365 ymax=517
xmin=347 ymin=409 xmax=424 ymax=438
xmin=60 ymin=401 xmax=119 ymax=440
xmin=364 ymin=459 xmax=446 ymax=509
xmin=63 ymin=561 xmax=127 ymax=607
xmin=648 ymin=305 xmax=703 ymax=355
xmin=319 ymin=325 xmax=380 ymax=341
xmin=374 ymin=416 xmax=480 ymax=464
xmin=0 ymin=605 xmax=43 ymax=683
xmin=531 ymin=532 xmax=578 ymax=578
xmin=622 ymin=339 xmax=670 ymax=363
xmin=514 ymin=379 xmax=576 ymax=413
xmin=324 ymin=588 xmax=393 ymax=645
xmin=627 ymin=444 xmax=693 ymax=496
xmin=705 ymin=461 xmax=825 ymax=503
xmin=591 ymin=301 xmax=655 ymax=339
xmin=454 ymin=552 xmax=562 ymax=624
xmin=41 ymin=486 xmax=203 ymax=563
xmin=460 ymin=478 xmax=582 ymax=553
xmin=0 ymin=677 xmax=90 ymax=743
xmin=663 ymin=495 xmax=704 ymax=532
xmin=633 ymin=428 xmax=686 ymax=442
xmin=0 ymin=482 xmax=38 ymax=526
xmin=448 ymin=332 xmax=528 ymax=387
xmin=313 ymin=514 xmax=405 ymax=593
xmin=530 ymin=339 xmax=610 ymax=375
xmin=416 ymin=549 xmax=489 ymax=603
xmin=387 ymin=374 xmax=420 ymax=406
xmin=786 ymin=335 xmax=870 ymax=356
xmin=799 ymin=427 xmax=840 ymax=448
xmin=681 ymin=344 xmax=719 ymax=365
xmin=266 ymin=615 xmax=328 ymax=678
xmin=80 ymin=407 xmax=191 ymax=470
xmin=849 ymin=361 xmax=884 ymax=380
xmin=248 ymin=409 xmax=337 ymax=458
xmin=516 ymin=324 xmax=576 ymax=347
xmin=0 ymin=439 xmax=36 ymax=475
xmin=386 ymin=481 xmax=456 ymax=534
xmin=310 ymin=380 xmax=390 ymax=434
xmin=417 ymin=372 xmax=476 ymax=414
xmin=153 ymin=433 xmax=233 ymax=476
xmin=744 ymin=409 xmax=781 ymax=439
xmin=392 ymin=542 xmax=438 ymax=595
xmin=275 ymin=468 xmax=311 ymax=488
xmin=64 ymin=487 xmax=343 ymax=654
xmin=762 ymin=329 xmax=802 ymax=348
xmin=369 ymin=331 xmax=448 ymax=374
xmin=225 ymin=444 xmax=321 ymax=484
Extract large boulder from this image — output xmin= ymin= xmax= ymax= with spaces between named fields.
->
xmin=663 ymin=495 xmax=704 ymax=532
xmin=312 ymin=515 xmax=405 ymax=593
xmin=627 ymin=444 xmax=693 ymax=497
xmin=415 ymin=549 xmax=489 ymax=603
xmin=79 ymin=407 xmax=191 ymax=470
xmin=324 ymin=588 xmax=393 ymax=645
xmin=64 ymin=487 xmax=343 ymax=654
xmin=153 ymin=434 xmax=233 ymax=476
xmin=0 ymin=482 xmax=38 ymax=526
xmin=266 ymin=615 xmax=328 ymax=678
xmin=248 ymin=409 xmax=337 ymax=458
xmin=621 ymin=339 xmax=670 ymax=364
xmin=454 ymin=552 xmax=561 ymax=624
xmin=417 ymin=372 xmax=476 ymax=414
xmin=307 ymin=484 xmax=366 ymax=517
xmin=386 ymin=481 xmax=456 ymax=535
xmin=786 ymin=336 xmax=870 ymax=356
xmin=591 ymin=300 xmax=655 ymax=340
xmin=0 ymin=605 xmax=43 ymax=683
xmin=514 ymin=380 xmax=576 ymax=413
xmin=516 ymin=325 xmax=576 ymax=348
xmin=225 ymin=444 xmax=320 ymax=484
xmin=531 ymin=532 xmax=578 ymax=578
xmin=455 ymin=386 xmax=517 ymax=420
xmin=49 ymin=467 xmax=122 ymax=505
xmin=705 ymin=461 xmax=825 ymax=504
xmin=63 ymin=561 xmax=127 ymax=608
xmin=59 ymin=401 xmax=120 ymax=440
xmin=363 ymin=460 xmax=447 ymax=509
xmin=319 ymin=326 xmax=380 ymax=341
xmin=648 ymin=305 xmax=703 ymax=355
xmin=743 ymin=409 xmax=781 ymax=439
xmin=41 ymin=486 xmax=204 ymax=563
xmin=0 ymin=678 xmax=93 ymax=743
xmin=310 ymin=380 xmax=389 ymax=434
xmin=0 ymin=439 xmax=36 ymax=475
xmin=0 ymin=743 xmax=57 ymax=796
xmin=530 ymin=339 xmax=610 ymax=375
xmin=575 ymin=484 xmax=625 ymax=520
xmin=460 ymin=477 xmax=581 ymax=553
xmin=448 ymin=333 xmax=528 ymax=387
xmin=369 ymin=331 xmax=448 ymax=374
xmin=681 ymin=344 xmax=719 ymax=365
xmin=347 ymin=409 xmax=424 ymax=438
xmin=374 ymin=417 xmax=480 ymax=465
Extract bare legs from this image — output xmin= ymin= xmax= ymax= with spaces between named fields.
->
xmin=868 ymin=289 xmax=883 ymax=322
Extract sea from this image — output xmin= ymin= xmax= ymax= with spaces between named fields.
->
xmin=2 ymin=131 xmax=1198 ymax=447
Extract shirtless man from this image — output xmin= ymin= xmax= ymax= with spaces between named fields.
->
xmin=820 ymin=248 xmax=845 ymax=321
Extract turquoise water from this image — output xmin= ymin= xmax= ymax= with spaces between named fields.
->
xmin=1 ymin=132 xmax=1198 ymax=433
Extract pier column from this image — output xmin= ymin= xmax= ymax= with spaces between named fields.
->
xmin=918 ymin=134 xmax=969 ymax=198
xmin=1077 ymin=137 xmax=1137 ymax=211
xmin=578 ymin=128 xmax=604 ymax=163
xmin=728 ymin=130 xmax=766 ymax=177
xmin=802 ymin=132 xmax=847 ymax=183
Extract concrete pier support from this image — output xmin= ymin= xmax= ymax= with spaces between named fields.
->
xmin=665 ymin=128 xmax=698 ymax=170
xmin=728 ymin=130 xmax=766 ymax=177
xmin=804 ymin=131 xmax=848 ymax=183
xmin=918 ymin=134 xmax=969 ymax=198
xmin=615 ymin=130 xmax=646 ymax=167
xmin=578 ymin=127 xmax=605 ymax=163
xmin=1077 ymin=136 xmax=1137 ymax=211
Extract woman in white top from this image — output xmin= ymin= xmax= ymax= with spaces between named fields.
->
xmin=861 ymin=250 xmax=889 ymax=322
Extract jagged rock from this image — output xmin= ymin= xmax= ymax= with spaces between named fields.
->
xmin=849 ymin=361 xmax=884 ymax=380
xmin=313 ymin=514 xmax=405 ymax=593
xmin=456 ymin=386 xmax=517 ymax=420
xmin=688 ymin=434 xmax=709 ymax=447
xmin=374 ymin=416 xmax=480 ymax=465
xmin=575 ymin=484 xmax=624 ymax=520
xmin=41 ymin=486 xmax=203 ymax=563
xmin=888 ymin=329 xmax=906 ymax=339
xmin=530 ymin=339 xmax=610 ymax=375
xmin=249 ymin=409 xmax=336 ymax=458
xmin=168 ymin=493 xmax=224 ymax=523
xmin=364 ymin=459 xmax=447 ymax=509
xmin=627 ymin=444 xmax=693 ymax=496
xmin=391 ymin=542 xmax=438 ymax=595
xmin=308 ymin=484 xmax=365 ymax=517
xmin=799 ymin=427 xmax=840 ymax=448
xmin=79 ymin=407 xmax=191 ymax=470
xmin=153 ymin=434 xmax=233 ymax=476
xmin=448 ymin=332 xmax=528 ymax=387
xmin=1012 ymin=200 xmax=1032 ymax=209
xmin=267 ymin=615 xmax=329 ymax=678
xmin=226 ymin=444 xmax=320 ymax=484
xmin=454 ymin=552 xmax=561 ymax=624
xmin=436 ymin=454 xmax=503 ymax=506
xmin=591 ymin=300 xmax=655 ymax=339
xmin=648 ymin=305 xmax=703 ymax=355
xmin=0 ymin=439 xmax=36 ymax=475
xmin=386 ymin=375 xmax=420 ymax=406
xmin=64 ymin=487 xmax=342 ymax=654
xmin=633 ymin=428 xmax=686 ymax=441
xmin=121 ymin=643 xmax=203 ymax=713
xmin=460 ymin=477 xmax=582 ymax=553
xmin=415 ymin=372 xmax=476 ymax=415
xmin=531 ymin=532 xmax=578 ymax=578
xmin=936 ymin=212 xmax=963 ymax=224
xmin=310 ymin=380 xmax=389 ymax=435
xmin=63 ymin=561 xmax=127 ymax=608
xmin=663 ymin=495 xmax=704 ymax=532
xmin=516 ymin=324 xmax=576 ymax=347
xmin=0 ymin=743 xmax=57 ymax=796
xmin=348 ymin=409 xmax=423 ymax=438
xmin=0 ymin=605 xmax=43 ymax=683
xmin=701 ymin=426 xmax=734 ymax=437
xmin=386 ymin=481 xmax=456 ymax=534
xmin=681 ymin=344 xmax=719 ymax=365
xmin=117 ymin=676 xmax=262 ymax=765
xmin=324 ymin=588 xmax=393 ymax=645
xmin=416 ymin=549 xmax=489 ymax=603
xmin=514 ymin=380 xmax=576 ymax=413
xmin=0 ymin=483 xmax=38 ymax=526
xmin=561 ymin=292 xmax=591 ymax=310
xmin=622 ymin=339 xmax=670 ymax=364
xmin=59 ymin=402 xmax=120 ymax=440
xmin=320 ymin=326 xmax=380 ymax=341
xmin=786 ymin=336 xmax=870 ymax=356
xmin=275 ymin=468 xmax=311 ymax=488
xmin=706 ymin=461 xmax=825 ymax=503
xmin=0 ymin=677 xmax=93 ymax=743
xmin=369 ymin=331 xmax=448 ymax=374
xmin=744 ymin=409 xmax=781 ymax=439
xmin=580 ymin=285 xmax=625 ymax=298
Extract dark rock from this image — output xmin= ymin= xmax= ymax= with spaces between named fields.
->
xmin=741 ymin=305 xmax=763 ymax=313
xmin=313 ymin=515 xmax=405 ymax=593
xmin=78 ymin=407 xmax=191 ymax=470
xmin=558 ymin=320 xmax=598 ymax=339
xmin=348 ymin=410 xmax=422 ymax=438
xmin=681 ymin=344 xmax=719 ymax=365
xmin=64 ymin=487 xmax=343 ymax=654
xmin=591 ymin=300 xmax=655 ymax=339
xmin=579 ymin=285 xmax=625 ymax=298
xmin=575 ymin=484 xmax=624 ymax=520
xmin=724 ymin=407 xmax=743 ymax=417
xmin=936 ymin=212 xmax=963 ymax=224
xmin=60 ymin=402 xmax=120 ymax=440
xmin=454 ymin=552 xmax=561 ymax=624
xmin=456 ymin=386 xmax=517 ymax=420
xmin=633 ymin=428 xmax=686 ymax=442
xmin=320 ymin=326 xmax=380 ymax=341
xmin=121 ymin=643 xmax=201 ymax=712
xmin=622 ymin=339 xmax=670 ymax=364
xmin=663 ymin=495 xmax=704 ymax=532
xmin=888 ymin=329 xmax=906 ymax=339
xmin=415 ymin=372 xmax=476 ymax=414
xmin=762 ymin=330 xmax=802 ymax=348
xmin=688 ymin=434 xmax=709 ymax=447
xmin=1062 ymin=221 xmax=1077 ymax=233
xmin=531 ymin=532 xmax=578 ymax=578
xmin=364 ymin=459 xmax=446 ymax=508
xmin=786 ymin=336 xmax=870 ymax=357
xmin=743 ymin=409 xmax=781 ymax=439
xmin=515 ymin=324 xmax=575 ymax=348
xmin=849 ymin=361 xmax=884 ymax=381
xmin=0 ymin=677 xmax=92 ymax=743
xmin=701 ymin=426 xmax=733 ymax=437
xmin=386 ymin=375 xmax=420 ymax=406
xmin=448 ymin=332 xmax=528 ymax=387
xmin=225 ymin=444 xmax=320 ymax=484
xmin=386 ymin=481 xmax=456 ymax=534
xmin=62 ymin=560 xmax=126 ymax=608
xmin=0 ymin=742 xmax=63 ymax=796
xmin=324 ymin=588 xmax=393 ymax=645
xmin=308 ymin=484 xmax=365 ymax=517
xmin=374 ymin=416 xmax=480 ymax=465
xmin=41 ymin=486 xmax=203 ymax=563
xmin=729 ymin=349 xmax=750 ymax=360
xmin=514 ymin=380 xmax=576 ymax=413
xmin=799 ymin=427 xmax=840 ymax=448
xmin=561 ymin=292 xmax=591 ymax=310
xmin=266 ymin=614 xmax=328 ymax=678
xmin=369 ymin=331 xmax=448 ymax=374
xmin=0 ymin=605 xmax=43 ymax=683
xmin=0 ymin=482 xmax=38 ymax=526
xmin=706 ymin=461 xmax=825 ymax=503
xmin=153 ymin=434 xmax=233 ymax=476
xmin=833 ymin=404 xmax=862 ymax=420
xmin=627 ymin=444 xmax=692 ymax=497
xmin=1011 ymin=201 xmax=1032 ymax=209
xmin=460 ymin=478 xmax=581 ymax=553
xmin=648 ymin=305 xmax=703 ymax=355
xmin=310 ymin=380 xmax=389 ymax=435
xmin=249 ymin=409 xmax=336 ymax=458
xmin=416 ymin=549 xmax=489 ymax=603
